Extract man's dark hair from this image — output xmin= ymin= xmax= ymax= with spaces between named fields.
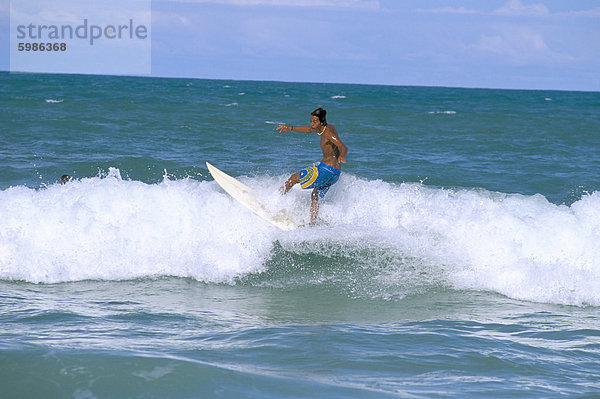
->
xmin=311 ymin=108 xmax=327 ymax=125
xmin=60 ymin=174 xmax=72 ymax=185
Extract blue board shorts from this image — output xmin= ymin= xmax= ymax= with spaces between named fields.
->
xmin=298 ymin=162 xmax=341 ymax=199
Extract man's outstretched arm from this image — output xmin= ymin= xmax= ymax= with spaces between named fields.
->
xmin=276 ymin=124 xmax=313 ymax=133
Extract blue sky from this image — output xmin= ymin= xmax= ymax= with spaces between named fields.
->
xmin=2 ymin=0 xmax=599 ymax=91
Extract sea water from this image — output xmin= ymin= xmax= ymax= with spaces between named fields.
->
xmin=1 ymin=72 xmax=600 ymax=398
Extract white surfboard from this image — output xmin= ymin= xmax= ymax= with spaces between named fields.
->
xmin=206 ymin=162 xmax=298 ymax=231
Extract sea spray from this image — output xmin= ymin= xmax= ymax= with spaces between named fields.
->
xmin=1 ymin=171 xmax=599 ymax=306
xmin=280 ymin=175 xmax=600 ymax=306
xmin=0 ymin=169 xmax=277 ymax=284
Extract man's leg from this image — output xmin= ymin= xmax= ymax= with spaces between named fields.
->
xmin=280 ymin=172 xmax=300 ymax=194
xmin=310 ymin=188 xmax=319 ymax=224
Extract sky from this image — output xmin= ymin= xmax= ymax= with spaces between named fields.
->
xmin=2 ymin=0 xmax=599 ymax=91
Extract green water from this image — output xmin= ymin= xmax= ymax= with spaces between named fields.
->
xmin=1 ymin=72 xmax=600 ymax=398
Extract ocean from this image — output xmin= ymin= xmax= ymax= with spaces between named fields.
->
xmin=1 ymin=71 xmax=599 ymax=398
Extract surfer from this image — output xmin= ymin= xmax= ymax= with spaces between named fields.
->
xmin=277 ymin=108 xmax=348 ymax=225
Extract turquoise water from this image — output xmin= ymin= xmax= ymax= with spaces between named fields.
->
xmin=1 ymin=72 xmax=600 ymax=397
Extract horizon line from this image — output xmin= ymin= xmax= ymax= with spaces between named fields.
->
xmin=2 ymin=70 xmax=598 ymax=94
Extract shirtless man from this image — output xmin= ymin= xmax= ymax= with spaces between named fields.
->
xmin=276 ymin=108 xmax=348 ymax=224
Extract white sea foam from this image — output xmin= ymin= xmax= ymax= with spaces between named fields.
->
xmin=331 ymin=95 xmax=346 ymax=99
xmin=0 ymin=169 xmax=277 ymax=285
xmin=428 ymin=110 xmax=456 ymax=115
xmin=1 ymin=170 xmax=599 ymax=306
xmin=316 ymin=176 xmax=600 ymax=306
xmin=45 ymin=99 xmax=64 ymax=103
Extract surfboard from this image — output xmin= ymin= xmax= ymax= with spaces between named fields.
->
xmin=206 ymin=162 xmax=298 ymax=231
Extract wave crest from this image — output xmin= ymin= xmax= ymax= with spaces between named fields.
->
xmin=1 ymin=171 xmax=599 ymax=306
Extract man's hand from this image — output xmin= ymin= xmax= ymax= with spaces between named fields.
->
xmin=276 ymin=124 xmax=292 ymax=133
